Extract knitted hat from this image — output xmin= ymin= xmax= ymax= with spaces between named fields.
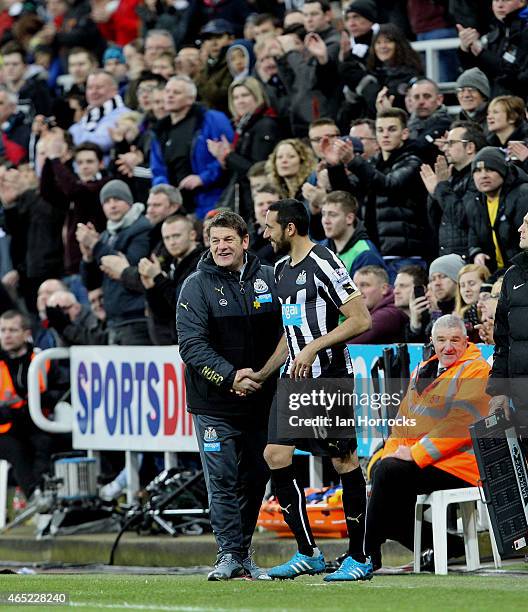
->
xmin=429 ymin=254 xmax=465 ymax=282
xmin=471 ymin=147 xmax=508 ymax=178
xmin=455 ymin=67 xmax=490 ymax=100
xmin=103 ymin=46 xmax=126 ymax=65
xmin=345 ymin=0 xmax=377 ymax=23
xmin=100 ymin=180 xmax=133 ymax=206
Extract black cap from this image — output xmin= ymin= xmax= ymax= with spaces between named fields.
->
xmin=200 ymin=19 xmax=236 ymax=38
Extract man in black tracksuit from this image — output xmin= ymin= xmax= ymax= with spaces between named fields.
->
xmin=488 ymin=212 xmax=528 ymax=430
xmin=176 ymin=211 xmax=282 ymax=581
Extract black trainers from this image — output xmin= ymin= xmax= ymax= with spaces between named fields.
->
xmin=207 ymin=553 xmax=245 ymax=581
xmin=325 ymin=551 xmax=348 ymax=573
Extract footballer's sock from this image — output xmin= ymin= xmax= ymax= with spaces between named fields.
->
xmin=271 ymin=465 xmax=316 ymax=556
xmin=341 ymin=468 xmax=367 ymax=563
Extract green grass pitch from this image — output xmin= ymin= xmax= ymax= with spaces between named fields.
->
xmin=0 ymin=573 xmax=527 ymax=611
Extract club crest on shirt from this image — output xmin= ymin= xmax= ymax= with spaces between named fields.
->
xmin=219 ymin=299 xmax=228 ymax=306
xmin=253 ymin=278 xmax=269 ymax=293
xmin=204 ymin=427 xmax=218 ymax=442
xmin=296 ymin=270 xmax=307 ymax=285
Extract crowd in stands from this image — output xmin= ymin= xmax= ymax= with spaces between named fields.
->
xmin=0 ymin=0 xmax=527 ymax=503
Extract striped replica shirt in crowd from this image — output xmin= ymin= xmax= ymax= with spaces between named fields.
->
xmin=274 ymin=244 xmax=362 ymax=378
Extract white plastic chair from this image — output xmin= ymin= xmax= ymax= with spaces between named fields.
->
xmin=414 ymin=487 xmax=501 ymax=575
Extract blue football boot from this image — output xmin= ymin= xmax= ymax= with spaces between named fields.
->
xmin=323 ymin=556 xmax=373 ymax=582
xmin=268 ymin=550 xmax=326 ymax=580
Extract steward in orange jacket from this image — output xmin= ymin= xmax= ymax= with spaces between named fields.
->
xmin=0 ymin=353 xmax=49 ymax=435
xmin=365 ymin=315 xmax=490 ymax=570
xmin=382 ymin=341 xmax=490 ymax=485
xmin=0 ymin=310 xmax=69 ymax=498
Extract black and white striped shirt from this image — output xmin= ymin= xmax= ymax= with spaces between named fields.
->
xmin=275 ymin=244 xmax=361 ymax=378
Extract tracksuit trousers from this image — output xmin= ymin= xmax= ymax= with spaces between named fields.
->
xmin=193 ymin=413 xmax=269 ymax=560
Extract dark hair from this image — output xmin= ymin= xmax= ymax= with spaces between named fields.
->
xmin=0 ymin=309 xmax=31 ymax=330
xmin=305 ymin=0 xmax=331 ymax=11
xmin=449 ymin=120 xmax=487 ymax=152
xmin=350 ymin=117 xmax=376 ymax=133
xmin=367 ymin=24 xmax=423 ymax=73
xmin=282 ymin=23 xmax=306 ymax=40
xmin=377 ymin=107 xmax=408 ymax=129
xmin=254 ymin=13 xmax=280 ymax=27
xmin=66 ymin=92 xmax=89 ymax=111
xmin=268 ymin=199 xmax=309 ymax=236
xmin=74 ymin=141 xmax=104 ymax=161
xmin=325 ymin=191 xmax=358 ymax=215
xmin=309 ymin=117 xmax=338 ymax=131
xmin=137 ymin=70 xmax=167 ymax=87
xmin=397 ymin=265 xmax=428 ymax=287
xmin=255 ymin=183 xmax=280 ymax=196
xmin=63 ymin=131 xmax=74 ymax=151
xmin=208 ymin=211 xmax=248 ymax=238
xmin=1 ymin=42 xmax=25 ymax=62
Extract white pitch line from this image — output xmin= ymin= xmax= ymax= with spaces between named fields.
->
xmin=69 ymin=603 xmax=253 ymax=612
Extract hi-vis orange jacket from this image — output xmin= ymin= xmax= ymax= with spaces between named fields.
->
xmin=0 ymin=354 xmax=49 ymax=434
xmin=382 ymin=343 xmax=490 ymax=485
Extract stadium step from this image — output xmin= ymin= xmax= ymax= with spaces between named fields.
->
xmin=0 ymin=527 xmax=498 ymax=569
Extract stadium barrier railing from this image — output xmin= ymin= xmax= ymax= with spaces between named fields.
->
xmin=28 ymin=343 xmax=494 ymax=494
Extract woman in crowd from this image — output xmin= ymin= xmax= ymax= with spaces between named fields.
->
xmin=340 ymin=23 xmax=423 ymax=117
xmin=207 ymin=76 xmax=281 ymax=219
xmin=486 ymin=96 xmax=528 ymax=148
xmin=486 ymin=96 xmax=528 ymax=171
xmin=455 ymin=263 xmax=490 ymax=342
xmin=475 ymin=277 xmax=504 ymax=345
xmin=265 ymin=138 xmax=316 ymax=200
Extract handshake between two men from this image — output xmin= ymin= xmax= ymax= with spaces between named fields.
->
xmin=231 ymin=342 xmax=319 ymax=396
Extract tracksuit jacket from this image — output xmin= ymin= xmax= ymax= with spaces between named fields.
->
xmin=488 ymin=250 xmax=528 ymax=413
xmin=176 ymin=251 xmax=282 ymax=418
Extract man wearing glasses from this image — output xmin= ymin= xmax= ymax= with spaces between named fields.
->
xmin=349 ymin=119 xmax=379 ymax=161
xmin=420 ymin=121 xmax=487 ymax=258
xmin=455 ymin=68 xmax=490 ymax=129
xmin=307 ymin=118 xmax=340 ymax=161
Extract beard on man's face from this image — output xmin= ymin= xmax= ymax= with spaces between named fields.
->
xmin=272 ymin=234 xmax=291 ymax=256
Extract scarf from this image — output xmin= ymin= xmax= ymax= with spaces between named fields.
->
xmin=107 ymin=202 xmax=145 ymax=235
xmin=232 ymin=105 xmax=277 ymax=148
xmin=82 ymin=95 xmax=125 ymax=133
